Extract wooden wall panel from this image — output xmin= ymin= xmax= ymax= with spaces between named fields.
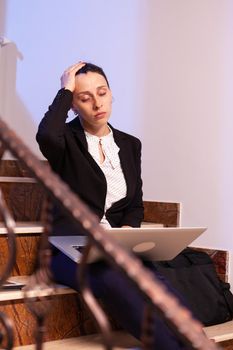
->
xmin=0 ymin=160 xmax=45 ymax=177
xmin=194 ymin=247 xmax=229 ymax=282
xmin=143 ymin=200 xmax=180 ymax=227
xmin=0 ymin=294 xmax=88 ymax=346
xmin=0 ymin=291 xmax=123 ymax=347
xmin=0 ymin=235 xmax=40 ymax=276
xmin=0 ymin=183 xmax=45 ymax=222
xmin=0 ymin=160 xmax=30 ymax=177
xmin=0 ymin=161 xmax=181 ymax=226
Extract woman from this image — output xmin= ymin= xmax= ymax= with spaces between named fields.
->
xmin=36 ymin=62 xmax=186 ymax=349
xmin=37 ymin=62 xmax=143 ymax=234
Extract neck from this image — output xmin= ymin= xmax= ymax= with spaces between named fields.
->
xmin=81 ymin=122 xmax=110 ymax=137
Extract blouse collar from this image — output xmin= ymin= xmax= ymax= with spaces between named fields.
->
xmin=84 ymin=127 xmax=120 ymax=169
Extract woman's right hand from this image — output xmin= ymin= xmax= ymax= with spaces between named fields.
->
xmin=60 ymin=61 xmax=86 ymax=92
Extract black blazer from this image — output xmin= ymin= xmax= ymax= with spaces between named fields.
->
xmin=36 ymin=88 xmax=143 ymax=235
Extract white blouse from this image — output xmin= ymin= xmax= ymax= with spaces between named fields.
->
xmin=84 ymin=128 xmax=127 ymax=227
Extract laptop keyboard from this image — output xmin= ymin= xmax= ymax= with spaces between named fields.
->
xmin=72 ymin=245 xmax=85 ymax=254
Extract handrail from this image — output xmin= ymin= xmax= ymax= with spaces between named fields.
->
xmin=0 ymin=117 xmax=221 ymax=350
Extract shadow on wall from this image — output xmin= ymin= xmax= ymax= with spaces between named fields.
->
xmin=0 ymin=1 xmax=6 ymax=35
xmin=0 ymin=42 xmax=40 ymax=158
xmin=0 ymin=0 xmax=41 ymax=158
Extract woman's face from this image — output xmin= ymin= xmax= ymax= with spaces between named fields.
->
xmin=72 ymin=71 xmax=112 ymax=131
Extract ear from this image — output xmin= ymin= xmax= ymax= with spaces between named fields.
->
xmin=71 ymin=101 xmax=79 ymax=115
xmin=71 ymin=107 xmax=79 ymax=116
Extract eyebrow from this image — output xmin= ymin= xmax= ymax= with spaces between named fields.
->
xmin=76 ymin=85 xmax=108 ymax=96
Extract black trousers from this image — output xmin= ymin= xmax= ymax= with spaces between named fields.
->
xmin=51 ymin=250 xmax=188 ymax=349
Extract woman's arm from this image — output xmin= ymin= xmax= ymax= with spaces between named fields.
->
xmin=36 ymin=88 xmax=73 ymax=161
xmin=36 ymin=62 xmax=85 ymax=162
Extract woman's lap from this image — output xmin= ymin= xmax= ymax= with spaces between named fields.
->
xmin=51 ymin=250 xmax=187 ymax=349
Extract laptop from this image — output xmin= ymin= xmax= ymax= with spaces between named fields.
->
xmin=49 ymin=226 xmax=206 ymax=263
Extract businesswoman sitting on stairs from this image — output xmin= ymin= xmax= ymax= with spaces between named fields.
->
xmin=36 ymin=61 xmax=189 ymax=349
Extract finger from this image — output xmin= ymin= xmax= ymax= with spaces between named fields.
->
xmin=65 ymin=62 xmax=86 ymax=73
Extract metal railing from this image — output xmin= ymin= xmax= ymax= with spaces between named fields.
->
xmin=0 ymin=117 xmax=221 ymax=350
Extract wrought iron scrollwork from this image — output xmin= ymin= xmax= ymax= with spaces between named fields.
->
xmin=23 ymin=197 xmax=55 ymax=350
xmin=0 ymin=312 xmax=14 ymax=350
xmin=0 ymin=189 xmax=17 ymax=288
xmin=78 ymin=240 xmax=113 ymax=350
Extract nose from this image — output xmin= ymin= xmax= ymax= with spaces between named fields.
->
xmin=93 ymin=96 xmax=102 ymax=110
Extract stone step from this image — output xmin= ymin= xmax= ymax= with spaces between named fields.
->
xmin=0 ymin=221 xmax=162 ymax=235
xmin=12 ymin=321 xmax=233 ymax=349
xmin=0 ymin=161 xmax=180 ymax=226
xmin=0 ymin=276 xmax=233 ymax=350
xmin=0 ymin=223 xmax=42 ymax=276
xmin=203 ymin=320 xmax=233 ymax=343
xmin=13 ymin=332 xmax=141 ymax=350
xmin=1 ymin=222 xmax=232 ymax=348
xmin=0 ymin=275 xmax=75 ymax=302
xmin=0 ymin=275 xmax=89 ymax=347
xmin=0 ymin=221 xmax=162 ymax=277
xmin=0 ymin=221 xmax=43 ymax=235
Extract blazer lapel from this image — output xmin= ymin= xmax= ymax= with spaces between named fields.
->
xmin=68 ymin=120 xmax=135 ymax=199
xmin=68 ymin=117 xmax=106 ymax=180
xmin=68 ymin=117 xmax=88 ymax=150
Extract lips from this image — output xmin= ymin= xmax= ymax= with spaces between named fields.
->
xmin=94 ymin=112 xmax=106 ymax=119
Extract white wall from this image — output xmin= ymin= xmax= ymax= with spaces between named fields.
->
xmin=1 ymin=0 xmax=145 ymax=155
xmin=141 ymin=1 xmax=233 ymax=287
xmin=1 ymin=0 xmax=233 ymax=286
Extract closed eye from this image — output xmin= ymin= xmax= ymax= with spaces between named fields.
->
xmin=99 ymin=91 xmax=107 ymax=97
xmin=80 ymin=96 xmax=91 ymax=102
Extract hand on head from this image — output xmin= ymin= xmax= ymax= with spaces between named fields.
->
xmin=61 ymin=61 xmax=86 ymax=92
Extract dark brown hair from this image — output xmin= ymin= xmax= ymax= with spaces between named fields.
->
xmin=75 ymin=63 xmax=110 ymax=87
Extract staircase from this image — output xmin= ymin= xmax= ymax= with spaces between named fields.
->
xmin=0 ymin=161 xmax=106 ymax=346
xmin=0 ymin=160 xmax=179 ymax=349
xmin=0 ymin=156 xmax=231 ymax=349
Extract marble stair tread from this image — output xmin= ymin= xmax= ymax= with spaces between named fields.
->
xmin=12 ymin=322 xmax=233 ymax=349
xmin=203 ymin=320 xmax=233 ymax=342
xmin=0 ymin=221 xmax=162 ymax=233
xmin=0 ymin=221 xmax=162 ymax=235
xmin=0 ymin=176 xmax=37 ymax=183
xmin=0 ymin=221 xmax=43 ymax=234
xmin=13 ymin=332 xmax=141 ymax=350
xmin=141 ymin=222 xmax=163 ymax=227
xmin=0 ymin=275 xmax=76 ymax=301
